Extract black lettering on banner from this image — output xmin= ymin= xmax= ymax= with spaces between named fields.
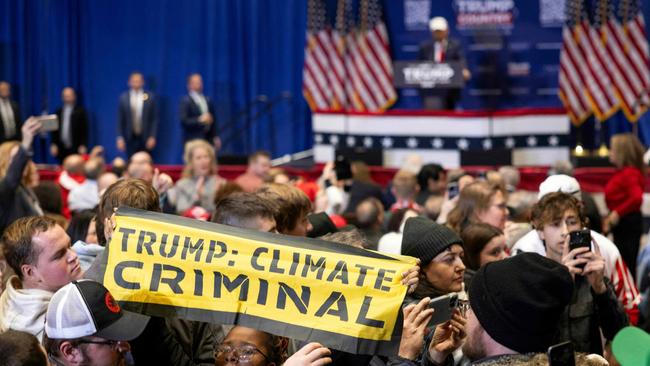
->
xmin=269 ymin=250 xmax=285 ymax=274
xmin=118 ymin=228 xmax=136 ymax=251
xmin=277 ymin=282 xmax=310 ymax=314
xmin=159 ymin=233 xmax=180 ymax=258
xmin=315 ymin=291 xmax=348 ymax=321
xmin=288 ymin=252 xmax=300 ymax=276
xmin=137 ymin=231 xmax=156 ymax=255
xmin=326 ymin=260 xmax=349 ymax=284
xmin=257 ymin=279 xmax=269 ymax=305
xmin=356 ymin=296 xmax=385 ymax=328
xmin=206 ymin=240 xmax=227 ymax=263
xmin=181 ymin=237 xmax=204 ymax=262
xmin=194 ymin=269 xmax=204 ymax=296
xmin=214 ymin=272 xmax=249 ymax=301
xmin=301 ymin=255 xmax=326 ymax=280
xmin=150 ymin=264 xmax=185 ymax=294
xmin=114 ymin=261 xmax=143 ymax=290
xmin=374 ymin=269 xmax=395 ymax=292
xmin=251 ymin=247 xmax=268 ymax=270
xmin=354 ymin=264 xmax=374 ymax=287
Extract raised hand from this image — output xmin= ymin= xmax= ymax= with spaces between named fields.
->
xmin=399 ymin=297 xmax=434 ymax=360
xmin=428 ymin=308 xmax=466 ymax=364
xmin=581 ymin=240 xmax=607 ymax=294
xmin=21 ymin=117 xmax=40 ymax=150
xmin=284 ymin=342 xmax=332 ymax=366
xmin=401 ymin=260 xmax=421 ymax=294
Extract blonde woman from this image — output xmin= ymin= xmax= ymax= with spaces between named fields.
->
xmin=171 ymin=139 xmax=226 ymax=215
xmin=0 ymin=117 xmax=42 ymax=233
xmin=605 ymin=133 xmax=646 ymax=279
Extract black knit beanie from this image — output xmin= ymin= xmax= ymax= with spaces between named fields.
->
xmin=401 ymin=217 xmax=463 ymax=263
xmin=469 ymin=253 xmax=574 ymax=354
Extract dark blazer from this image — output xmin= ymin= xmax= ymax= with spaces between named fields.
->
xmin=344 ymin=180 xmax=386 ymax=214
xmin=0 ymin=147 xmax=40 ymax=234
xmin=117 ymin=90 xmax=158 ymax=140
xmin=0 ymin=99 xmax=21 ymax=144
xmin=418 ymin=38 xmax=466 ymax=69
xmin=52 ymin=104 xmax=89 ymax=153
xmin=179 ymin=94 xmax=217 ymax=143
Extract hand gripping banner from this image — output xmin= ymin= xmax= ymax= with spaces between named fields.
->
xmin=96 ymin=207 xmax=417 ymax=355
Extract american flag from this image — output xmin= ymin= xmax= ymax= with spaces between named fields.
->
xmin=303 ymin=0 xmax=396 ymax=112
xmin=611 ymin=0 xmax=650 ymax=121
xmin=303 ymin=0 xmax=339 ymax=111
xmin=559 ymin=0 xmax=650 ymax=124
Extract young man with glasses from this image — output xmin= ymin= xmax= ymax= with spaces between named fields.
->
xmin=43 ymin=280 xmax=150 ymax=366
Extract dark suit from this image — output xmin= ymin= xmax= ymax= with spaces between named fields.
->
xmin=179 ymin=94 xmax=217 ymax=143
xmin=344 ymin=180 xmax=386 ymax=214
xmin=0 ymin=99 xmax=21 ymax=144
xmin=52 ymin=104 xmax=89 ymax=160
xmin=117 ymin=90 xmax=158 ymax=156
xmin=418 ymin=38 xmax=466 ymax=110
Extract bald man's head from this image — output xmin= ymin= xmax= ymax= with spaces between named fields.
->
xmin=62 ymin=154 xmax=85 ymax=175
xmin=61 ymin=87 xmax=76 ymax=105
xmin=0 ymin=82 xmax=10 ymax=99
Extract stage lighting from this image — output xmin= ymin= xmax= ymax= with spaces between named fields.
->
xmin=573 ymin=144 xmax=585 ymax=157
xmin=597 ymin=144 xmax=609 ymax=157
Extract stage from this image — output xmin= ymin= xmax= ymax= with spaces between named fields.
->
xmin=312 ymin=108 xmax=570 ymax=168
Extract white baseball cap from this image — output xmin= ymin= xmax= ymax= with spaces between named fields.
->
xmin=538 ymin=174 xmax=581 ymax=200
xmin=429 ymin=17 xmax=448 ymax=31
xmin=45 ymin=280 xmax=150 ymax=340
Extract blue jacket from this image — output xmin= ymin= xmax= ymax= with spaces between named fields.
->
xmin=117 ymin=90 xmax=158 ymax=140
xmin=179 ymin=94 xmax=217 ymax=143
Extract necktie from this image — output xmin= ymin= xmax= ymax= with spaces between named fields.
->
xmin=197 ymin=95 xmax=208 ymax=115
xmin=62 ymin=106 xmax=72 ymax=148
xmin=131 ymin=92 xmax=142 ymax=136
xmin=434 ymin=43 xmax=443 ymax=63
xmin=1 ymin=99 xmax=15 ymax=138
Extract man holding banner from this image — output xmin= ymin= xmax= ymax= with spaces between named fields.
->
xmin=97 ymin=205 xmax=418 ymax=356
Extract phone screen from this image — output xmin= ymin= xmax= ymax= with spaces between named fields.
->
xmin=427 ymin=293 xmax=458 ymax=327
xmin=447 ymin=182 xmax=459 ymax=200
xmin=568 ymin=229 xmax=591 ymax=251
xmin=547 ymin=341 xmax=575 ymax=366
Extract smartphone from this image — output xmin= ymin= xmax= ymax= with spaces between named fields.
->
xmin=36 ymin=114 xmax=59 ymax=132
xmin=427 ymin=293 xmax=458 ymax=327
xmin=447 ymin=182 xmax=459 ymax=200
xmin=547 ymin=341 xmax=575 ymax=366
xmin=569 ymin=229 xmax=591 ymax=252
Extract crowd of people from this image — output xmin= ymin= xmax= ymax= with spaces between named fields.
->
xmin=0 ymin=114 xmax=649 ymax=365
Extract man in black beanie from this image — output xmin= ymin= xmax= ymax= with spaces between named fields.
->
xmin=462 ymin=253 xmax=574 ymax=363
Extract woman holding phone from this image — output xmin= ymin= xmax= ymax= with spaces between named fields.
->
xmin=0 ymin=117 xmax=42 ymax=233
xmin=396 ymin=217 xmax=467 ymax=365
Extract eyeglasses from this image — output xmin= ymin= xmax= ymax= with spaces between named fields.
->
xmin=215 ymin=344 xmax=269 ymax=362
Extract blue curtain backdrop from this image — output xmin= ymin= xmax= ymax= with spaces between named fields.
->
xmin=3 ymin=0 xmax=650 ymax=164
xmin=0 ymin=0 xmax=310 ymax=164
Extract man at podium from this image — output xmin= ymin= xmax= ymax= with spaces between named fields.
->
xmin=418 ymin=17 xmax=470 ymax=110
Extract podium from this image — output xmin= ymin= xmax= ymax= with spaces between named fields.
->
xmin=393 ymin=61 xmax=465 ymax=89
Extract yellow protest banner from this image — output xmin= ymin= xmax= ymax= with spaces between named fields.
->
xmin=99 ymin=207 xmax=417 ymax=355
